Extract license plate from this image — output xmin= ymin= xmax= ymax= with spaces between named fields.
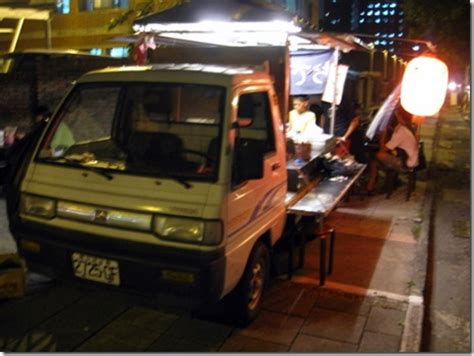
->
xmin=71 ymin=252 xmax=120 ymax=286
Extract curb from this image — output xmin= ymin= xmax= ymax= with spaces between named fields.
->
xmin=399 ymin=171 xmax=434 ymax=351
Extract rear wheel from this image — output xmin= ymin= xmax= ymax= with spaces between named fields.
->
xmin=233 ymin=242 xmax=270 ymax=326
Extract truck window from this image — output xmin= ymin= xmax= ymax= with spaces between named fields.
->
xmin=237 ymin=92 xmax=276 ymax=153
xmin=36 ymin=82 xmax=225 ymax=182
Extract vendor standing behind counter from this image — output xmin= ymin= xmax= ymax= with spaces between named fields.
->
xmin=321 ymin=96 xmax=365 ymax=163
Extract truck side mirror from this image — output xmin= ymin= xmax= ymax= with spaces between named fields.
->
xmin=233 ymin=138 xmax=264 ymax=183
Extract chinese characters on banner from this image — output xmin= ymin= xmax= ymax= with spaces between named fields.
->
xmin=290 ymin=49 xmax=335 ymax=95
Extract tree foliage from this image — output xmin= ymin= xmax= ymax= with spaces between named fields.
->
xmin=108 ymin=0 xmax=187 ymax=31
xmin=402 ymin=0 xmax=470 ymax=79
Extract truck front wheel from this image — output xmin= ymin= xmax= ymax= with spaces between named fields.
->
xmin=233 ymin=241 xmax=270 ymax=326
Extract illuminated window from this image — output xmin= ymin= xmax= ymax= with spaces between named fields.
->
xmin=361 ymin=11 xmax=365 ymax=15
xmin=389 ymin=41 xmax=394 ymax=44
xmin=375 ymin=3 xmax=380 ymax=8
xmin=359 ymin=18 xmax=365 ymax=23
xmin=375 ymin=32 xmax=381 ymax=36
xmin=389 ymin=48 xmax=395 ymax=52
xmin=381 ymin=40 xmax=387 ymax=45
xmin=390 ymin=10 xmax=395 ymax=15
xmin=56 ymin=0 xmax=70 ymax=13
xmin=367 ymin=10 xmax=373 ymax=15
xmin=79 ymin=0 xmax=129 ymax=11
xmin=375 ymin=10 xmax=380 ymax=15
xmin=383 ymin=10 xmax=388 ymax=15
xmin=375 ymin=18 xmax=381 ymax=23
xmin=108 ymin=47 xmax=129 ymax=58
xmin=90 ymin=48 xmax=103 ymax=55
xmin=390 ymin=2 xmax=396 ymax=7
xmin=398 ymin=32 xmax=404 ymax=36
xmin=374 ymin=40 xmax=380 ymax=45
xmin=368 ymin=4 xmax=373 ymax=8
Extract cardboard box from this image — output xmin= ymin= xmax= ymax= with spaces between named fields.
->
xmin=0 ymin=254 xmax=25 ymax=299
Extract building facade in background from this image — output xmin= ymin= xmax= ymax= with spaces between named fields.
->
xmin=321 ymin=0 xmax=405 ymax=53
xmin=0 ymin=0 xmax=320 ymax=56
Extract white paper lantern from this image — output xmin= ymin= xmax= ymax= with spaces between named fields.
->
xmin=401 ymin=56 xmax=449 ymax=116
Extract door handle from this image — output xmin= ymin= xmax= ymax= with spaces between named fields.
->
xmin=271 ymin=162 xmax=281 ymax=171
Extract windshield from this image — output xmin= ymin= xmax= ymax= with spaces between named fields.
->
xmin=37 ymin=82 xmax=225 ymax=181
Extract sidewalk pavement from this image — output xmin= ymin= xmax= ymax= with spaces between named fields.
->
xmin=0 ymin=175 xmax=431 ymax=352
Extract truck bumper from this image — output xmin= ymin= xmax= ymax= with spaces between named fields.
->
xmin=14 ymin=222 xmax=226 ymax=308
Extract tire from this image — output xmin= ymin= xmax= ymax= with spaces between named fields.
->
xmin=232 ymin=241 xmax=270 ymax=326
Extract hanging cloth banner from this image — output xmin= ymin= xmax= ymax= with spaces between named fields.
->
xmin=290 ymin=49 xmax=335 ymax=95
xmin=321 ymin=62 xmax=349 ymax=106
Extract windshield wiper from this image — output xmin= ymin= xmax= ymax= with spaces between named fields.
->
xmin=152 ymin=165 xmax=192 ymax=189
xmin=44 ymin=156 xmax=115 ymax=181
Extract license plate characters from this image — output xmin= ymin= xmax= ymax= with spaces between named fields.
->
xmin=72 ymin=252 xmax=120 ymax=286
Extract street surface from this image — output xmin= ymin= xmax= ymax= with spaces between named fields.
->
xmin=421 ymin=107 xmax=471 ymax=352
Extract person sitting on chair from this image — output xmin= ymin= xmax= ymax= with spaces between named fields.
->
xmin=366 ymin=105 xmax=419 ymax=194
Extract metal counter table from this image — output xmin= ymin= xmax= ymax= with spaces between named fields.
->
xmin=284 ymin=162 xmax=366 ymax=285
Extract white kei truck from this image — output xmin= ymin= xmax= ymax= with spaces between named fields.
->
xmin=12 ymin=62 xmax=296 ymax=324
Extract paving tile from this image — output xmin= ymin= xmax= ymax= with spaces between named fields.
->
xmin=76 ymin=306 xmax=179 ymax=351
xmin=238 ymin=310 xmax=304 ymax=346
xmin=147 ymin=336 xmax=217 ymax=352
xmin=371 ymin=297 xmax=408 ymax=312
xmin=37 ymin=291 xmax=133 ymax=351
xmin=263 ymin=281 xmax=318 ymax=318
xmin=153 ymin=315 xmax=233 ymax=349
xmin=325 ymin=212 xmax=392 ymax=239
xmin=358 ymin=331 xmax=401 ymax=352
xmin=301 ymin=307 xmax=366 ymax=344
xmin=313 ymin=289 xmax=371 ymax=316
xmin=365 ymin=306 xmax=404 ymax=337
xmin=218 ymin=334 xmax=289 ymax=352
xmin=290 ymin=334 xmax=357 ymax=352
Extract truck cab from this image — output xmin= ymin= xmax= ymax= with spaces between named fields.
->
xmin=14 ymin=64 xmax=287 ymax=324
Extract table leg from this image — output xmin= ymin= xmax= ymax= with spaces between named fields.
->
xmin=320 ymin=235 xmax=327 ymax=286
xmin=328 ymin=228 xmax=336 ymax=275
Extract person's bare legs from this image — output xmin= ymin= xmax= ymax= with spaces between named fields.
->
xmin=366 ymin=151 xmax=403 ymax=192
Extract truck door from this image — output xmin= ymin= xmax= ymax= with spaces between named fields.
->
xmin=226 ymin=88 xmax=287 ymax=260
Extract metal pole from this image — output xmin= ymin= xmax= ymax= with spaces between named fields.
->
xmin=330 ymin=47 xmax=340 ymax=136
xmin=45 ymin=18 xmax=52 ymax=49
xmin=383 ymin=50 xmax=388 ymax=80
xmin=3 ymin=18 xmax=25 ymax=73
xmin=369 ymin=49 xmax=374 ymax=72
xmin=392 ymin=55 xmax=397 ymax=81
xmin=8 ymin=18 xmax=24 ymax=53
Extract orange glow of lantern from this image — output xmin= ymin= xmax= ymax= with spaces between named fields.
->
xmin=401 ymin=55 xmax=449 ymax=117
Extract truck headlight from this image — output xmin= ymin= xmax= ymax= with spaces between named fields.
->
xmin=153 ymin=216 xmax=222 ymax=245
xmin=21 ymin=194 xmax=56 ymax=219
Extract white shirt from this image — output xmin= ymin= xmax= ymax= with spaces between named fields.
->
xmin=287 ymin=110 xmax=322 ymax=141
xmin=386 ymin=125 xmax=419 ymax=167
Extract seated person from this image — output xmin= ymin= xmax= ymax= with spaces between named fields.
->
xmin=366 ymin=105 xmax=419 ymax=193
xmin=287 ymin=96 xmax=323 ymax=141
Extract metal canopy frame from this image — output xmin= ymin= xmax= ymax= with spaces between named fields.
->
xmin=129 ymin=1 xmax=369 ymax=135
xmin=0 ymin=7 xmax=52 ymax=67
